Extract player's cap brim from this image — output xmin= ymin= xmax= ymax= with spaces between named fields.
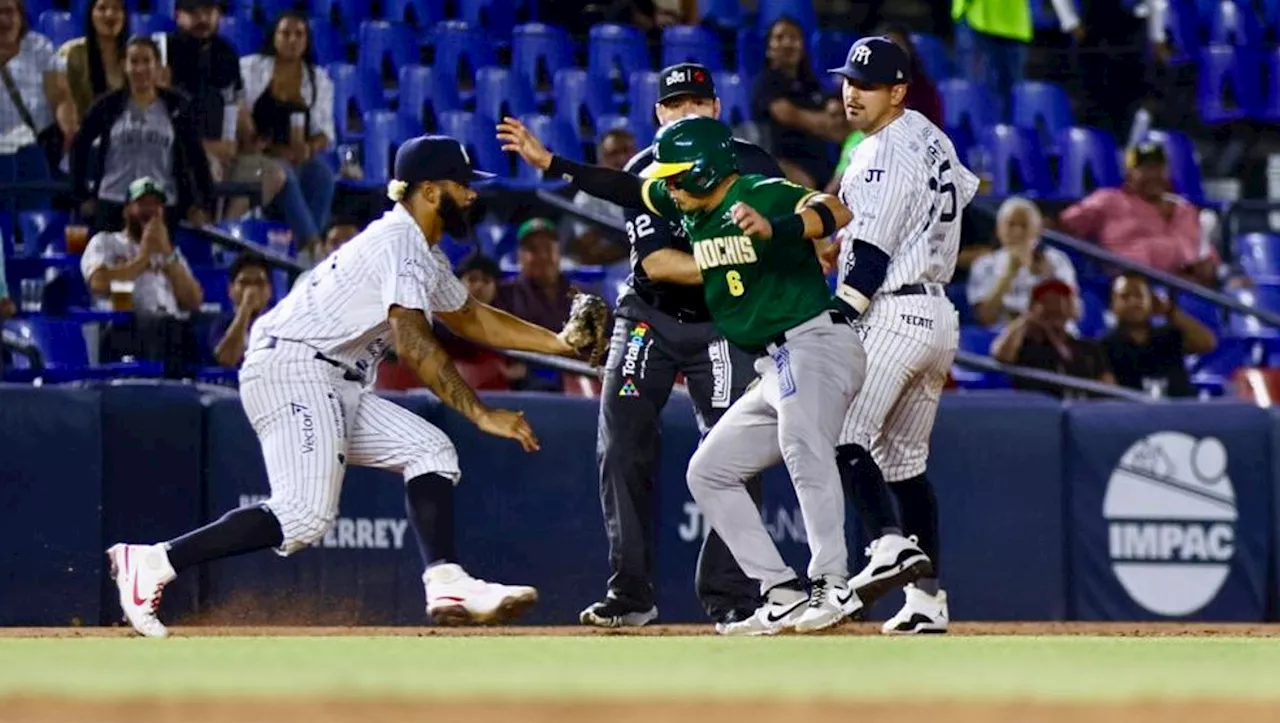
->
xmin=827 ymin=66 xmax=907 ymax=85
xmin=641 ymin=161 xmax=695 ymax=179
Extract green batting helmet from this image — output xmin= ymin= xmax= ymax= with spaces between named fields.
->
xmin=641 ymin=116 xmax=737 ymax=195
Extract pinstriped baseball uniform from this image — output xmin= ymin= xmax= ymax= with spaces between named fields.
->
xmin=240 ymin=204 xmax=466 ymax=555
xmin=837 ymin=109 xmax=979 ymax=481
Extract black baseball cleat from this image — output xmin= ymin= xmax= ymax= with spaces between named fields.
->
xmin=579 ymin=597 xmax=658 ymax=628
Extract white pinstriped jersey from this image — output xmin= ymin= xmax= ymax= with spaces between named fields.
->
xmin=250 ymin=204 xmax=468 ymax=380
xmin=836 ymin=109 xmax=979 ymax=293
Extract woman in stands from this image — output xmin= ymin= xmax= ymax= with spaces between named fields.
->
xmin=750 ymin=15 xmax=844 ymax=188
xmin=237 ymin=11 xmax=335 ymax=264
xmin=0 ymin=0 xmax=76 ymax=194
xmin=70 ymin=35 xmax=212 ymax=232
xmin=57 ymin=0 xmax=129 ymax=119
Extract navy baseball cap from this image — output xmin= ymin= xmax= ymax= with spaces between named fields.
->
xmin=393 ymin=135 xmax=494 ymax=186
xmin=658 ymin=63 xmax=717 ymax=103
xmin=828 ymin=36 xmax=912 ymax=86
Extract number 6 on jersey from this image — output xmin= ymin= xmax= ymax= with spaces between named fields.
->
xmin=726 ymin=270 xmax=745 ymax=296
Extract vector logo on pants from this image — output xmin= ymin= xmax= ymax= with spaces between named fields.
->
xmin=1104 ymin=432 xmax=1236 ymax=616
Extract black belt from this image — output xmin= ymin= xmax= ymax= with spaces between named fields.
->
xmin=769 ymin=310 xmax=850 ymax=349
xmin=264 ymin=337 xmax=364 ymax=383
xmin=890 ymin=283 xmax=943 ymax=297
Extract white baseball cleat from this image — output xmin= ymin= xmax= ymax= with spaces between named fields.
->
xmin=425 ymin=563 xmax=539 ymax=625
xmin=882 ymin=585 xmax=949 ymax=635
xmin=793 ymin=575 xmax=863 ymax=633
xmin=107 ymin=543 xmax=176 ymax=638
xmin=716 ymin=584 xmax=808 ymax=636
xmin=850 ymin=533 xmax=932 ymax=609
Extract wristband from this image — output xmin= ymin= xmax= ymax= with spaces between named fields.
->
xmin=808 ymin=202 xmax=838 ymax=237
xmin=769 ymin=213 xmax=805 ymax=241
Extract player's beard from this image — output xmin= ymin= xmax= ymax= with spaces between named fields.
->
xmin=438 ymin=193 xmax=471 ymax=240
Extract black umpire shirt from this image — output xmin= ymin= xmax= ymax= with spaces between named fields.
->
xmin=622 ymin=139 xmax=785 ymax=322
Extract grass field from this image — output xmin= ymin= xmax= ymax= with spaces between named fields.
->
xmin=4 ymin=624 xmax=1280 ymax=723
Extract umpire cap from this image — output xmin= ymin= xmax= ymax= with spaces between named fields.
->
xmin=828 ymin=36 xmax=911 ymax=86
xmin=393 ymin=135 xmax=494 ymax=186
xmin=658 ymin=63 xmax=717 ymax=103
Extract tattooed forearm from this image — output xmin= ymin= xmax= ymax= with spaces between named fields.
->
xmin=389 ymin=306 xmax=488 ymax=423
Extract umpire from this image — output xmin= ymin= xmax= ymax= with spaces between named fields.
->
xmin=580 ymin=63 xmax=787 ymax=628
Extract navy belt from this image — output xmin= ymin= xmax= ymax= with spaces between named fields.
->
xmin=264 ymin=337 xmax=364 ymax=383
xmin=889 ymin=283 xmax=945 ymax=297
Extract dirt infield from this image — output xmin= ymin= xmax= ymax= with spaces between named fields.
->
xmin=4 ymin=699 xmax=1280 ymax=723
xmin=5 ymin=621 xmax=1280 ymax=637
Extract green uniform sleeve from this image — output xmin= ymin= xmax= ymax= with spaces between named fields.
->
xmin=746 ymin=176 xmax=822 ymax=218
xmin=640 ymin=179 xmax=681 ymax=219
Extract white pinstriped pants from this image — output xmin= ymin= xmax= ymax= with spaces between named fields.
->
xmin=239 ymin=340 xmax=460 ymax=555
xmin=840 ymin=293 xmax=959 ymax=482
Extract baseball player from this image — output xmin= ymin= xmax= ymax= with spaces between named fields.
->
xmin=500 ymin=115 xmax=867 ymax=636
xmin=826 ymin=37 xmax=980 ymax=635
xmin=105 ymin=136 xmax=610 ymax=637
xmin=581 ymin=63 xmax=786 ymax=629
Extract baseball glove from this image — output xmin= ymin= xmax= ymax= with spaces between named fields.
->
xmin=558 ymin=291 xmax=611 ymax=366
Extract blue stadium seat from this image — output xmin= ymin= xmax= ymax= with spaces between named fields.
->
xmin=174 ymin=228 xmax=214 ymax=267
xmin=1145 ymin=129 xmax=1205 ymax=202
xmin=512 ymin=23 xmax=575 ymax=100
xmin=360 ymin=110 xmax=416 ymax=185
xmin=1179 ymin=291 xmax=1224 ymax=334
xmin=1260 ymin=47 xmax=1280 ymax=122
xmin=1055 ymin=127 xmax=1122 ymax=198
xmin=714 ymin=71 xmax=752 ymax=128
xmin=129 ymin=12 xmax=174 ymax=35
xmin=1011 ymin=81 xmax=1074 ymax=153
xmin=597 ymin=114 xmax=652 ymax=148
xmin=3 ymin=318 xmax=162 ymax=379
xmin=661 ymin=25 xmax=722 ymax=71
xmin=1262 ymin=0 xmax=1280 ymax=37
xmin=382 ymin=0 xmax=442 ymax=28
xmin=981 ymin=124 xmax=1053 ymax=197
xmin=1030 ymin=0 xmax=1063 ymax=29
xmin=475 ymin=66 xmax=537 ymax=123
xmin=910 ymin=32 xmax=952 ymax=82
xmin=1160 ymin=0 xmax=1201 ymax=64
xmin=1229 ymin=285 xmax=1280 ymax=338
xmin=1189 ymin=336 xmax=1248 ymax=377
xmin=1197 ymin=45 xmax=1262 ymax=123
xmin=37 ymin=11 xmax=76 ymax=48
xmin=436 ymin=110 xmax=510 ymax=178
xmin=601 ymin=261 xmax=630 ymax=308
xmin=17 ymin=210 xmax=67 ymax=256
xmin=698 ymin=0 xmax=741 ymax=29
xmin=554 ymin=68 xmax=616 ymax=140
xmin=587 ymin=24 xmax=649 ymax=100
xmin=192 ymin=267 xmax=231 ymax=312
xmin=218 ymin=16 xmax=262 ymax=57
xmin=398 ymin=64 xmax=460 ymax=133
xmin=627 ymin=70 xmax=660 ymax=139
xmin=312 ymin=0 xmax=371 ymax=30
xmin=1208 ymin=0 xmax=1264 ymax=47
xmin=516 ymin=114 xmax=580 ymax=181
xmin=811 ymin=29 xmax=856 ymax=90
xmin=358 ymin=21 xmax=418 ymax=83
xmin=308 ymin=19 xmax=342 ymax=65
xmin=1233 ymin=233 xmax=1280 ymax=281
xmin=736 ymin=26 xmax=763 ymax=80
xmin=952 ymin=326 xmax=1009 ymax=389
xmin=327 ymin=62 xmax=386 ymax=141
xmin=757 ymin=0 xmax=817 ymax=38
xmin=432 ymin=21 xmax=497 ymax=102
xmin=939 ymin=79 xmax=998 ymax=149
xmin=461 ymin=0 xmax=517 ymax=38
xmin=1076 ymin=286 xmax=1107 ymax=337
xmin=25 ymin=0 xmax=53 ymax=19
xmin=0 ymin=211 xmax=14 ymax=257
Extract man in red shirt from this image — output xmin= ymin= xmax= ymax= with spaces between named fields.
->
xmin=1058 ymin=142 xmax=1218 ymax=286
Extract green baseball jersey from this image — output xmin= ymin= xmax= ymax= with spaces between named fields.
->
xmin=640 ymin=174 xmax=835 ymax=351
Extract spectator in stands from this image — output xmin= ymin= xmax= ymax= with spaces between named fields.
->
xmin=71 ymin=36 xmax=212 ymax=233
xmin=495 ymin=218 xmax=575 ymax=333
xmin=952 ymin=0 xmax=1031 ymax=121
xmin=0 ymin=0 xmax=76 ymax=190
xmin=443 ymin=252 xmax=526 ymax=391
xmin=1058 ymin=141 xmax=1218 ymax=287
xmin=58 ymin=0 xmax=128 ymax=119
xmin=238 ymin=11 xmax=335 ymax=259
xmin=751 ymin=16 xmax=842 ymax=188
xmin=80 ymin=176 xmax=205 ymax=376
xmin=563 ymin=127 xmax=635 ymax=266
xmin=292 ymin=217 xmax=359 ymax=288
xmin=990 ymin=278 xmax=1113 ymax=399
xmin=1103 ymin=273 xmax=1215 ymax=398
xmin=826 ymin=26 xmax=944 ymax=194
xmin=166 ymin=0 xmax=244 ymax=187
xmin=210 ymin=252 xmax=271 ymax=368
xmin=967 ymin=196 xmax=1077 ymax=327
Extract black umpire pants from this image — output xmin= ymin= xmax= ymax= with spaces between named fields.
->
xmin=598 ymin=294 xmax=763 ymax=620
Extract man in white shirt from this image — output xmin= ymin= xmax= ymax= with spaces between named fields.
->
xmin=104 ymin=136 xmax=609 ymax=637
xmin=967 ymin=196 xmax=1077 ymax=328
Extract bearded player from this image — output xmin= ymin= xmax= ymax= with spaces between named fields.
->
xmin=501 ymin=115 xmax=870 ymax=635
